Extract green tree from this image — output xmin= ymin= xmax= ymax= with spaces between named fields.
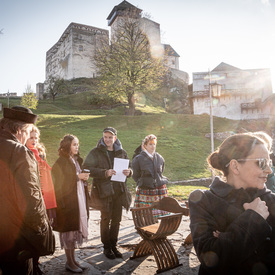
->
xmin=45 ymin=76 xmax=69 ymax=102
xmin=95 ymin=17 xmax=168 ymax=115
xmin=20 ymin=85 xmax=38 ymax=109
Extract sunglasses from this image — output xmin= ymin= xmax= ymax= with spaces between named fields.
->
xmin=225 ymin=158 xmax=273 ymax=170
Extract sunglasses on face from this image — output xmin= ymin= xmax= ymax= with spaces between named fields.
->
xmin=225 ymin=158 xmax=273 ymax=170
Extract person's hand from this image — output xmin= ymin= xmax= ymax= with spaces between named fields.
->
xmin=213 ymin=230 xmax=220 ymax=238
xmin=122 ymin=169 xmax=131 ymax=177
xmin=243 ymin=197 xmax=269 ymax=220
xmin=105 ymin=169 xmax=116 ymax=178
xmin=78 ymin=172 xmax=90 ymax=181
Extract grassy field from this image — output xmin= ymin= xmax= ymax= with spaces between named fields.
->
xmin=1 ymin=95 xmax=274 ymax=199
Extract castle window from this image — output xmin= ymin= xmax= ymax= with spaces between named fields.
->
xmin=79 ymin=45 xmax=83 ymax=51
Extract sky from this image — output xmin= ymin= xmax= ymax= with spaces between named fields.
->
xmin=1 ymin=0 xmax=275 ymax=96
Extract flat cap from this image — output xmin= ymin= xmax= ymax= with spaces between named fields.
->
xmin=103 ymin=127 xmax=117 ymax=136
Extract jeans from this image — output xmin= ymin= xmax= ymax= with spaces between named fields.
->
xmin=100 ymin=193 xmax=123 ymax=249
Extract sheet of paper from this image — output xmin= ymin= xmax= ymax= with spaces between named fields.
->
xmin=111 ymin=158 xmax=130 ymax=182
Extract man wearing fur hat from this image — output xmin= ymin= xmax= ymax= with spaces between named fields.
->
xmin=0 ymin=106 xmax=55 ymax=274
xmin=83 ymin=127 xmax=132 ymax=259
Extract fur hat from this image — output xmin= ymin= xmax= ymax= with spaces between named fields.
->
xmin=103 ymin=127 xmax=117 ymax=136
xmin=3 ymin=106 xmax=37 ymax=124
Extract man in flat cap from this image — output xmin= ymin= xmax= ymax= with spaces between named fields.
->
xmin=0 ymin=106 xmax=55 ymax=274
xmin=83 ymin=127 xmax=132 ymax=259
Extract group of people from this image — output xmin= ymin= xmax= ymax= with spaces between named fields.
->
xmin=3 ymin=105 xmax=275 ymax=275
xmin=0 ymin=106 xmax=168 ymax=274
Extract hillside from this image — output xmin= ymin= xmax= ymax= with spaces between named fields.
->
xmin=1 ymin=95 xmax=274 ymax=183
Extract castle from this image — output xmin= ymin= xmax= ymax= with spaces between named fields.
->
xmin=37 ymin=1 xmax=188 ymax=98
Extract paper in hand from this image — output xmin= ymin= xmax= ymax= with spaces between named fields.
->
xmin=111 ymin=158 xmax=130 ymax=182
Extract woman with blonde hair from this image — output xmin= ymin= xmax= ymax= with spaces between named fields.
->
xmin=26 ymin=125 xmax=57 ymax=220
xmin=26 ymin=125 xmax=57 ymax=274
xmin=132 ymin=134 xmax=168 ymax=217
xmin=189 ymin=133 xmax=275 ymax=274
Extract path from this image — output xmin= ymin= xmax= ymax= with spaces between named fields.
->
xmin=40 ymin=208 xmax=200 ymax=274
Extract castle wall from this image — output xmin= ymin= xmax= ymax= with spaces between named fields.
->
xmin=46 ymin=23 xmax=108 ymax=81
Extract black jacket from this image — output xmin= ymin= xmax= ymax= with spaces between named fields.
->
xmin=83 ymin=138 xmax=131 ymax=210
xmin=189 ymin=177 xmax=275 ymax=274
xmin=132 ymin=151 xmax=168 ymax=189
xmin=51 ymin=155 xmax=89 ymax=232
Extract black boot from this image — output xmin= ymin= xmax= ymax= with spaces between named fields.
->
xmin=104 ymin=248 xmax=116 ymax=259
xmin=112 ymin=246 xmax=122 ymax=258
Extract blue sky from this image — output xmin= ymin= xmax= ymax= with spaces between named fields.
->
xmin=1 ymin=0 xmax=275 ymax=95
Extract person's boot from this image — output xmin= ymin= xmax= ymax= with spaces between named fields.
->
xmin=112 ymin=246 xmax=122 ymax=258
xmin=104 ymin=248 xmax=116 ymax=259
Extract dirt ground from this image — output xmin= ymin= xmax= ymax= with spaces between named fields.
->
xmin=40 ymin=208 xmax=200 ymax=274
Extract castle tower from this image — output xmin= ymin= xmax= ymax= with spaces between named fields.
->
xmin=46 ymin=22 xmax=108 ymax=81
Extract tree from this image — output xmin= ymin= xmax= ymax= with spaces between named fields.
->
xmin=95 ymin=17 xmax=168 ymax=115
xmin=20 ymin=85 xmax=38 ymax=109
xmin=45 ymin=76 xmax=70 ymax=102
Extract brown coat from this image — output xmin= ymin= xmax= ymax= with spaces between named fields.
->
xmin=0 ymin=129 xmax=51 ymax=260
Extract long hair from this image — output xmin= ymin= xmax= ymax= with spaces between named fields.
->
xmin=29 ymin=125 xmax=46 ymax=159
xmin=58 ymin=134 xmax=79 ymax=158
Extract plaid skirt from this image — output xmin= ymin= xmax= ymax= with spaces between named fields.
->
xmin=134 ymin=184 xmax=168 ymax=218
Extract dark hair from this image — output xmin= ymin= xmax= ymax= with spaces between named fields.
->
xmin=0 ymin=118 xmax=32 ymax=134
xmin=208 ymin=133 xmax=265 ymax=177
xmin=58 ymin=134 xmax=79 ymax=158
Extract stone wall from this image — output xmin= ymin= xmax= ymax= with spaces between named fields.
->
xmin=46 ymin=23 xmax=109 ymax=81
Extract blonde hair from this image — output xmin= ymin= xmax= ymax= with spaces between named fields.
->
xmin=30 ymin=125 xmax=46 ymax=159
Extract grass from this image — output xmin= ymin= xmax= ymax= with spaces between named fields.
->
xmin=167 ymin=184 xmax=209 ymax=200
xmin=1 ymin=94 xmax=274 ymax=199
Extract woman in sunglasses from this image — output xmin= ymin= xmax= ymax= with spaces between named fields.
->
xmin=189 ymin=133 xmax=275 ymax=274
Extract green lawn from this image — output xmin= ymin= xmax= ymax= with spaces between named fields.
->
xmin=1 ymin=95 xmax=274 ymax=199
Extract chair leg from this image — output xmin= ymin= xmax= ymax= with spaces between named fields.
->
xmin=132 ymin=238 xmax=181 ymax=274
xmin=184 ymin=233 xmax=193 ymax=245
xmin=130 ymin=240 xmax=152 ymax=259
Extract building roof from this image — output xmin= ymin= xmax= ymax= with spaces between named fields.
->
xmin=212 ymin=62 xmax=241 ymax=72
xmin=107 ymin=1 xmax=142 ymax=20
xmin=46 ymin=22 xmax=108 ymax=58
xmin=163 ymin=44 xmax=180 ymax=57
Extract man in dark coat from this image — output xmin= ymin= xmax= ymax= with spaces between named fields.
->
xmin=0 ymin=106 xmax=54 ymax=275
xmin=83 ymin=127 xmax=132 ymax=259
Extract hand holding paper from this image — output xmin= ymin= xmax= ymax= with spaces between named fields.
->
xmin=111 ymin=158 xmax=130 ymax=182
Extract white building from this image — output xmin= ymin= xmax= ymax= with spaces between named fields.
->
xmin=191 ymin=62 xmax=273 ymax=120
xmin=43 ymin=0 xmax=188 ymax=94
xmin=46 ymin=23 xmax=108 ymax=81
